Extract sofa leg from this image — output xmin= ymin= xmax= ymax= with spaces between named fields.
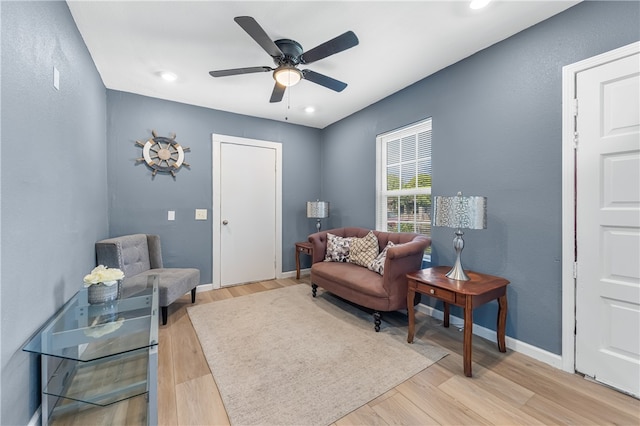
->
xmin=373 ymin=311 xmax=382 ymax=332
xmin=312 ymin=283 xmax=318 ymax=298
xmin=191 ymin=288 xmax=197 ymax=303
xmin=161 ymin=306 xmax=168 ymax=325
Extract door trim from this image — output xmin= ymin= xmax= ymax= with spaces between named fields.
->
xmin=212 ymin=134 xmax=283 ymax=289
xmin=561 ymin=41 xmax=640 ymax=373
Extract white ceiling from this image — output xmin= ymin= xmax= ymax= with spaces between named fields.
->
xmin=67 ymin=1 xmax=580 ymax=129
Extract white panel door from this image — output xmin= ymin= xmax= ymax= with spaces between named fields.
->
xmin=220 ymin=142 xmax=277 ymax=286
xmin=575 ymin=52 xmax=640 ymax=397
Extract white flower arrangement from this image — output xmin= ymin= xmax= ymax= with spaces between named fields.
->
xmin=83 ymin=265 xmax=124 ymax=287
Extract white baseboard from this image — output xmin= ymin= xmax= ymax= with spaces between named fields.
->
xmin=193 ymin=268 xmax=308 ymax=293
xmin=27 ymin=406 xmax=41 ymax=426
xmin=280 ymin=268 xmax=309 ymax=279
xmin=195 ymin=283 xmax=215 ymax=292
xmin=415 ymin=303 xmax=563 ymax=369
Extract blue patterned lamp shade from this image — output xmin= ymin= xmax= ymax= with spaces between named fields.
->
xmin=433 ymin=194 xmax=487 ymax=230
xmin=433 ymin=192 xmax=487 ymax=281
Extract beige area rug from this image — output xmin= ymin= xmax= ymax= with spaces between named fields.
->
xmin=187 ymin=284 xmax=447 ymax=426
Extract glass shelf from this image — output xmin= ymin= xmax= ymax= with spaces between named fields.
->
xmin=24 ymin=280 xmax=158 ymax=361
xmin=23 ymin=276 xmax=159 ymax=425
xmin=49 ymin=393 xmax=148 ymax=425
xmin=43 ymin=349 xmax=149 ymax=406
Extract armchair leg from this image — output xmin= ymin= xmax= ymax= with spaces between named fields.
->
xmin=191 ymin=288 xmax=197 ymax=303
xmin=161 ymin=306 xmax=168 ymax=325
xmin=312 ymin=283 xmax=318 ymax=298
xmin=373 ymin=311 xmax=382 ymax=332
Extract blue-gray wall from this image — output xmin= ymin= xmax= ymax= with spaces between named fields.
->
xmin=1 ymin=1 xmax=108 ymax=424
xmin=106 ymin=91 xmax=323 ymax=283
xmin=321 ymin=0 xmax=640 ymax=354
xmin=2 ymin=1 xmax=639 ymax=424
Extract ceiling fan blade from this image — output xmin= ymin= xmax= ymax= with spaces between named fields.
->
xmin=300 ymin=31 xmax=359 ymax=64
xmin=209 ymin=66 xmax=272 ymax=77
xmin=270 ymin=82 xmax=286 ymax=103
xmin=301 ymin=69 xmax=347 ymax=92
xmin=234 ymin=16 xmax=284 ymax=59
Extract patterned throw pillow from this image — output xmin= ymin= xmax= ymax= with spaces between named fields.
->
xmin=368 ymin=241 xmax=395 ymax=275
xmin=324 ymin=233 xmax=353 ymax=262
xmin=349 ymin=231 xmax=379 ymax=268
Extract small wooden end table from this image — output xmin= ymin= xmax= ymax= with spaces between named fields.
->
xmin=406 ymin=266 xmax=509 ymax=377
xmin=295 ymin=242 xmax=313 ymax=279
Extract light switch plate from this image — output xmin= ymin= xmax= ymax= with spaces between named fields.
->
xmin=168 ymin=210 xmax=175 ymax=221
xmin=195 ymin=209 xmax=207 ymax=220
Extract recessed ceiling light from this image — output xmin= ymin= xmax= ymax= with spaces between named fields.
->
xmin=159 ymin=71 xmax=177 ymax=82
xmin=304 ymin=106 xmax=316 ymax=113
xmin=470 ymin=0 xmax=491 ymax=9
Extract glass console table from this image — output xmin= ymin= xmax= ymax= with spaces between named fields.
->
xmin=24 ymin=276 xmax=159 ymax=425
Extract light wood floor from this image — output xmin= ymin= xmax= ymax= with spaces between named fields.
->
xmin=56 ymin=276 xmax=640 ymax=425
xmin=158 ymin=276 xmax=638 ymax=425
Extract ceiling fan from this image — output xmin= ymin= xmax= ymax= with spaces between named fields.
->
xmin=209 ymin=16 xmax=359 ymax=103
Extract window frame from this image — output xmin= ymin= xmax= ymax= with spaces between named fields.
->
xmin=375 ymin=118 xmax=432 ymax=257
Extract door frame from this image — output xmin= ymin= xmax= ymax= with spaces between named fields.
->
xmin=212 ymin=134 xmax=283 ymax=289
xmin=561 ymin=41 xmax=640 ymax=373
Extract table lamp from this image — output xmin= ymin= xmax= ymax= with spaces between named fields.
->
xmin=433 ymin=192 xmax=487 ymax=281
xmin=307 ymin=200 xmax=330 ymax=232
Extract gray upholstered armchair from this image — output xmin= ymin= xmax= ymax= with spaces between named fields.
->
xmin=95 ymin=234 xmax=200 ymax=325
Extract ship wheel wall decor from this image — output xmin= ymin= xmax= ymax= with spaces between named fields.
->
xmin=136 ymin=130 xmax=191 ymax=178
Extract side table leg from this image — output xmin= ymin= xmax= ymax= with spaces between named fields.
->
xmin=41 ymin=356 xmax=49 ymax=426
xmin=295 ymin=250 xmax=301 ymax=280
xmin=443 ymin=302 xmax=450 ymax=328
xmin=464 ymin=298 xmax=474 ymax=377
xmin=407 ymin=285 xmax=416 ymax=343
xmin=148 ymin=344 xmax=158 ymax=425
xmin=497 ymin=294 xmax=508 ymax=353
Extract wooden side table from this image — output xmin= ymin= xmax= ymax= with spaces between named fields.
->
xmin=295 ymin=242 xmax=313 ymax=279
xmin=406 ymin=266 xmax=509 ymax=377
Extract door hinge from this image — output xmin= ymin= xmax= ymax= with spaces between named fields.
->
xmin=573 ymin=131 xmax=579 ymax=149
xmin=573 ymin=261 xmax=578 ymax=279
xmin=573 ymin=98 xmax=579 ymax=117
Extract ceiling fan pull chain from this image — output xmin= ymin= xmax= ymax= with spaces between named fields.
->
xmin=285 ymin=85 xmax=291 ymax=121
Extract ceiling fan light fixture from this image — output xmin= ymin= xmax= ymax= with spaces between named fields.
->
xmin=274 ymin=66 xmax=302 ymax=87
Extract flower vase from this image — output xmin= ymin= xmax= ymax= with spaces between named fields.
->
xmin=87 ymin=281 xmax=118 ymax=304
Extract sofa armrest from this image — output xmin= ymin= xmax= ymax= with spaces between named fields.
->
xmin=382 ymin=236 xmax=431 ymax=307
xmin=386 ymin=236 xmax=430 ymax=261
xmin=95 ymin=241 xmax=125 ymax=271
xmin=146 ymin=234 xmax=164 ymax=269
xmin=308 ymin=231 xmax=329 ymax=264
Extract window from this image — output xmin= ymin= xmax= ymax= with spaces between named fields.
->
xmin=376 ymin=118 xmax=432 ymax=254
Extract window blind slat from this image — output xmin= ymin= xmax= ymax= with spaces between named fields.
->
xmin=376 ymin=118 xmax=432 ymax=254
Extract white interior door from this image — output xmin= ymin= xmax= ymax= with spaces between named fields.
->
xmin=212 ymin=135 xmax=282 ymax=288
xmin=575 ymin=51 xmax=640 ymax=397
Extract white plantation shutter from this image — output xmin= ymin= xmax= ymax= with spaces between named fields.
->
xmin=376 ymin=118 xmax=432 ymax=253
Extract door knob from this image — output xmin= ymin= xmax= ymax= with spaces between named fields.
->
xmin=222 ymin=220 xmax=229 ymax=225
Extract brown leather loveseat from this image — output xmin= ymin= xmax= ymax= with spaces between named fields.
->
xmin=308 ymin=227 xmax=430 ymax=331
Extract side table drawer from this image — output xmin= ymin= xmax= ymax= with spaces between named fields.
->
xmin=297 ymin=246 xmax=312 ymax=255
xmin=416 ymin=282 xmax=456 ymax=303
